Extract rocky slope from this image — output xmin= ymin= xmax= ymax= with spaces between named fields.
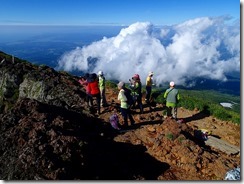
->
xmin=0 ymin=52 xmax=240 ymax=180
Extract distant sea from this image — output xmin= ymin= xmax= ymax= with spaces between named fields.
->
xmin=0 ymin=25 xmax=124 ymax=68
xmin=0 ymin=25 xmax=240 ymax=96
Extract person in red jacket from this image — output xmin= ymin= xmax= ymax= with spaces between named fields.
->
xmin=87 ymin=73 xmax=101 ymax=115
xmin=78 ymin=73 xmax=92 ymax=108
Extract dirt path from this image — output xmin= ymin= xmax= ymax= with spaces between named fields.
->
xmin=99 ymin=88 xmax=240 ymax=147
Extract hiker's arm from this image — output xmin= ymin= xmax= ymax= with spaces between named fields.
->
xmin=164 ymin=90 xmax=168 ymax=99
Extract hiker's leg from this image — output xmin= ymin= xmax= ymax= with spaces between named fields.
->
xmin=120 ymin=108 xmax=128 ymax=126
xmin=102 ymin=88 xmax=107 ymax=105
xmin=137 ymin=95 xmax=143 ymax=113
xmin=127 ymin=109 xmax=135 ymax=125
xmin=100 ymin=90 xmax=103 ymax=106
xmin=173 ymin=107 xmax=177 ymax=120
xmin=85 ymin=94 xmax=90 ymax=107
xmin=88 ymin=94 xmax=93 ymax=106
xmin=131 ymin=94 xmax=137 ymax=109
xmin=166 ymin=106 xmax=172 ymax=117
xmin=145 ymin=86 xmax=151 ymax=103
xmin=95 ymin=94 xmax=101 ymax=114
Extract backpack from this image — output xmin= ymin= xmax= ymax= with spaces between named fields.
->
xmin=124 ymin=87 xmax=134 ymax=107
xmin=109 ymin=113 xmax=120 ymax=130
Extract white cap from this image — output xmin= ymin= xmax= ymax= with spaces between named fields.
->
xmin=149 ymin=71 xmax=154 ymax=76
xmin=98 ymin=71 xmax=103 ymax=75
xmin=170 ymin=81 xmax=175 ymax=87
xmin=117 ymin=81 xmax=125 ymax=88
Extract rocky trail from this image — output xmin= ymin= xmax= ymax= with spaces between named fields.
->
xmin=97 ymin=87 xmax=241 ymax=180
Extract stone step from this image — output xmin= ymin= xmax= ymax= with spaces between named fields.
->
xmin=205 ymin=136 xmax=240 ymax=155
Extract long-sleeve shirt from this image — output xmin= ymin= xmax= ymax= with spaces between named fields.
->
xmin=118 ymin=89 xmax=129 ymax=109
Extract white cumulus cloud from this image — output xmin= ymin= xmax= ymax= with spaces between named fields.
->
xmin=56 ymin=17 xmax=240 ymax=86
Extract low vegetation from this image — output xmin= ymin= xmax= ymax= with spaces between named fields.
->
xmin=152 ymin=88 xmax=240 ymax=125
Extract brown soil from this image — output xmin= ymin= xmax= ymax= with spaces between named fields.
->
xmin=97 ymin=87 xmax=240 ymax=180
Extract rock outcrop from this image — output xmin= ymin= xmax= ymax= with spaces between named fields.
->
xmin=0 ymin=51 xmax=87 ymax=114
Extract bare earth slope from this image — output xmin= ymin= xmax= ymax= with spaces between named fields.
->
xmin=98 ymin=87 xmax=240 ymax=180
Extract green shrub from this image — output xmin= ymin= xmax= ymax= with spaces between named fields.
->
xmin=105 ymin=80 xmax=117 ymax=89
xmin=166 ymin=133 xmax=174 ymax=140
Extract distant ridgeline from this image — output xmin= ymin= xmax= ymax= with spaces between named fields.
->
xmin=178 ymin=77 xmax=240 ymax=96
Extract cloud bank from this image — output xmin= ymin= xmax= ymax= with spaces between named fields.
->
xmin=56 ymin=16 xmax=240 ymax=86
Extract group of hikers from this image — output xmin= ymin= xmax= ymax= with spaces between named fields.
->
xmin=78 ymin=71 xmax=180 ymax=129
xmin=78 ymin=71 xmax=108 ymax=115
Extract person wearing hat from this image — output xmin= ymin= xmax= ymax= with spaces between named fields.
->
xmin=163 ymin=81 xmax=180 ymax=120
xmin=130 ymin=74 xmax=143 ymax=114
xmin=117 ymin=81 xmax=135 ymax=128
xmin=145 ymin=71 xmax=155 ymax=104
xmin=87 ymin=73 xmax=101 ymax=115
xmin=98 ymin=70 xmax=108 ymax=107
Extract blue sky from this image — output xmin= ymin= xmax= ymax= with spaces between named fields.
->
xmin=0 ymin=0 xmax=240 ymax=26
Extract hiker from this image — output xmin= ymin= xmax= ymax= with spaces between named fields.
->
xmin=163 ymin=81 xmax=180 ymax=120
xmin=117 ymin=81 xmax=135 ymax=128
xmin=98 ymin=70 xmax=108 ymax=107
xmin=87 ymin=73 xmax=101 ymax=115
xmin=78 ymin=73 xmax=92 ymax=108
xmin=145 ymin=71 xmax=155 ymax=104
xmin=130 ymin=74 xmax=143 ymax=114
